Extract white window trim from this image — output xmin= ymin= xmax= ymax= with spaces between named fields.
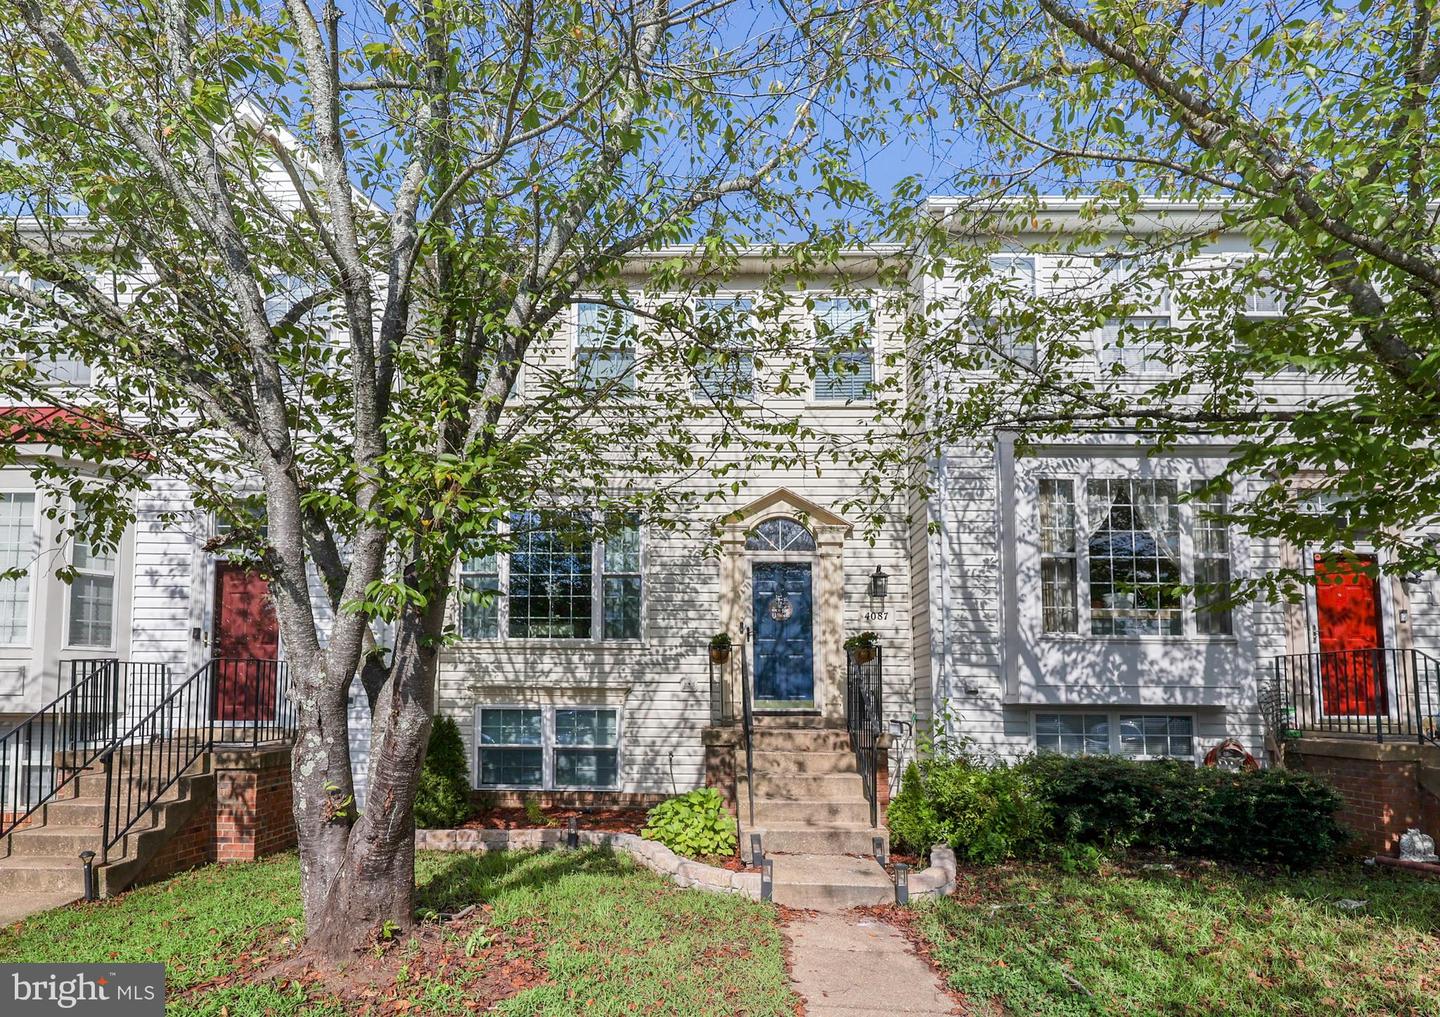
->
xmin=1029 ymin=709 xmax=1199 ymax=761
xmin=690 ymin=293 xmax=758 ymax=402
xmin=473 ymin=703 xmax=624 ymax=791
xmin=61 ymin=514 xmax=119 ymax=652
xmin=571 ymin=299 xmax=638 ymax=393
xmin=808 ymin=292 xmax=878 ymax=406
xmin=456 ymin=516 xmax=646 ymax=645
xmin=1033 ymin=461 xmax=1239 ymax=643
xmin=0 ymin=488 xmax=38 ymax=649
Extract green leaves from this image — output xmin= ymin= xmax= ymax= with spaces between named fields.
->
xmin=640 ymin=788 xmax=738 ymax=859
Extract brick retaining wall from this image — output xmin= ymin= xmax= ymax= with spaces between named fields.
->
xmin=1289 ymin=738 xmax=1440 ymax=854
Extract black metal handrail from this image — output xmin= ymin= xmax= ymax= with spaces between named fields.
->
xmin=1 ymin=659 xmax=123 ymax=836
xmin=98 ymin=658 xmax=293 ymax=864
xmin=845 ymin=645 xmax=884 ymax=828
xmin=1263 ymin=647 xmax=1440 ymax=746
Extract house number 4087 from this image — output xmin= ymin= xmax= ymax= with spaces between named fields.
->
xmin=864 ymin=610 xmax=889 ymax=621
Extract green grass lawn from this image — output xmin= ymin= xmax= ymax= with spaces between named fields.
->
xmin=913 ymin=859 xmax=1440 ymax=1017
xmin=0 ymin=848 xmax=796 ymax=1017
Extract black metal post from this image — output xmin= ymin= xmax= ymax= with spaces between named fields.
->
xmin=873 ymin=835 xmax=887 ymax=868
xmin=750 ymin=832 xmax=763 ymax=867
xmin=760 ymin=858 xmax=773 ymax=902
xmin=567 ymin=816 xmax=579 ymax=849
xmin=80 ymin=850 xmax=96 ymax=901
xmin=99 ymin=748 xmax=113 ymax=866
xmin=894 ymin=863 xmax=909 ymax=905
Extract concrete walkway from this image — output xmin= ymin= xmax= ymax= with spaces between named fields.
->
xmin=0 ymin=891 xmax=78 ymax=928
xmin=785 ymin=911 xmax=958 ymax=1016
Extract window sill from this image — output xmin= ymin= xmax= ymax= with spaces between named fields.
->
xmin=1036 ymin=633 xmax=1239 ymax=647
xmin=451 ymin=638 xmax=648 ymax=650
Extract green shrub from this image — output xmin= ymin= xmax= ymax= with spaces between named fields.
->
xmin=888 ymin=756 xmax=1048 ymax=864
xmin=1019 ymin=753 xmax=1346 ymax=868
xmin=641 ymin=788 xmax=738 ymax=858
xmin=413 ymin=716 xmax=472 ymax=829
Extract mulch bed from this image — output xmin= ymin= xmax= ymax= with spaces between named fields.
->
xmin=460 ymin=805 xmax=649 ymax=834
xmin=175 ymin=904 xmax=549 ymax=1015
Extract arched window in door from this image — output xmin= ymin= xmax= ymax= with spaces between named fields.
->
xmin=744 ymin=518 xmax=816 ymax=552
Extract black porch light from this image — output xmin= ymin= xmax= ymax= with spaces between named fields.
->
xmin=867 ymin=565 xmax=889 ymax=600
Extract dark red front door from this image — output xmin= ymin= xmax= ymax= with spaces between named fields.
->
xmin=213 ymin=563 xmax=281 ymax=721
xmin=1314 ymin=554 xmax=1386 ymax=716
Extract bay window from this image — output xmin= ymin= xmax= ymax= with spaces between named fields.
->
xmin=476 ymin=705 xmax=621 ymax=789
xmin=68 ymin=514 xmax=116 ymax=647
xmin=1036 ymin=474 xmax=1232 ymax=638
xmin=458 ymin=513 xmax=643 ymax=641
xmin=0 ymin=493 xmax=34 ymax=645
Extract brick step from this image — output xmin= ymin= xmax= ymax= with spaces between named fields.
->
xmin=749 ymin=750 xmax=857 ymax=776
xmin=739 ymin=772 xmax=864 ymax=801
xmin=744 ymin=823 xmax=887 ymax=855
xmin=770 ymin=853 xmax=894 ymax=909
xmin=747 ymin=728 xmax=854 ymax=753
xmin=750 ymin=799 xmax=872 ymax=825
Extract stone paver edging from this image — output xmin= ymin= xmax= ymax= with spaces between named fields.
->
xmin=415 ymin=828 xmax=959 ymax=904
xmin=415 ymin=828 xmax=761 ymax=898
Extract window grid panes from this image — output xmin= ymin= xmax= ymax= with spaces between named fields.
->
xmin=68 ymin=513 xmax=116 ymax=647
xmin=743 ymin=518 xmax=816 ymax=552
xmin=477 ymin=708 xmax=543 ymax=787
xmin=33 ymin=349 xmax=91 ymax=386
xmin=1034 ymin=713 xmax=1108 ymax=756
xmin=1191 ymin=483 xmax=1233 ymax=636
xmin=602 ymin=518 xmax=642 ymax=640
xmin=1119 ymin=715 xmax=1194 ymax=758
xmin=1099 ymin=316 xmax=1171 ymax=373
xmin=575 ymin=302 xmax=636 ymax=391
xmin=813 ymin=298 xmax=874 ymax=401
xmin=459 ymin=514 xmax=643 ymax=642
xmin=1038 ymin=479 xmax=1078 ymax=633
xmin=0 ymin=494 xmax=34 ymax=644
xmin=458 ymin=550 xmax=500 ymax=640
xmin=694 ymin=297 xmax=755 ymax=399
xmin=554 ymin=708 xmax=619 ymax=788
xmin=981 ymin=256 xmax=1037 ymax=365
xmin=508 ymin=511 xmax=593 ymax=639
xmin=1087 ymin=479 xmax=1182 ymax=637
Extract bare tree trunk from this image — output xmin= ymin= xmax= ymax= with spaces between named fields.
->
xmin=301 ymin=602 xmax=441 ymax=959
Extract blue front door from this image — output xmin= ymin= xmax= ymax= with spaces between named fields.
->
xmin=753 ymin=562 xmax=814 ymax=702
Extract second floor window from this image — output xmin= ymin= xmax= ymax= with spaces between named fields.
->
xmin=813 ymin=297 xmax=874 ymax=401
xmin=458 ymin=512 xmax=643 ymax=641
xmin=575 ymin=302 xmax=636 ymax=391
xmin=693 ymin=297 xmax=754 ymax=399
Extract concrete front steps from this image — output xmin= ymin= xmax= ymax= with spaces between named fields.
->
xmin=737 ymin=719 xmax=894 ymax=908
xmin=0 ymin=755 xmax=213 ymax=907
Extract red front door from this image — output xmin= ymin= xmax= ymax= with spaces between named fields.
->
xmin=1314 ymin=554 xmax=1386 ymax=716
xmin=213 ymin=563 xmax=281 ymax=721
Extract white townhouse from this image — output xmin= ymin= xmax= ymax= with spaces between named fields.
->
xmin=911 ymin=198 xmax=1440 ymax=775
xmin=3 ymin=199 xmax=1437 ymax=868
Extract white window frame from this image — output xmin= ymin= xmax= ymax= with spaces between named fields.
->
xmin=473 ymin=703 xmax=624 ymax=791
xmin=977 ymin=255 xmax=1039 ymax=367
xmin=571 ymin=300 xmax=638 ymax=392
xmin=1030 ymin=710 xmax=1198 ymax=761
xmin=456 ymin=514 xmax=646 ymax=644
xmin=0 ymin=489 xmax=37 ymax=649
xmin=474 ymin=704 xmax=546 ymax=789
xmin=810 ymin=294 xmax=877 ymax=404
xmin=1095 ymin=257 xmax=1174 ymax=375
xmin=691 ymin=294 xmax=757 ymax=401
xmin=62 ymin=508 xmax=118 ymax=651
xmin=1033 ymin=463 xmax=1238 ymax=641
